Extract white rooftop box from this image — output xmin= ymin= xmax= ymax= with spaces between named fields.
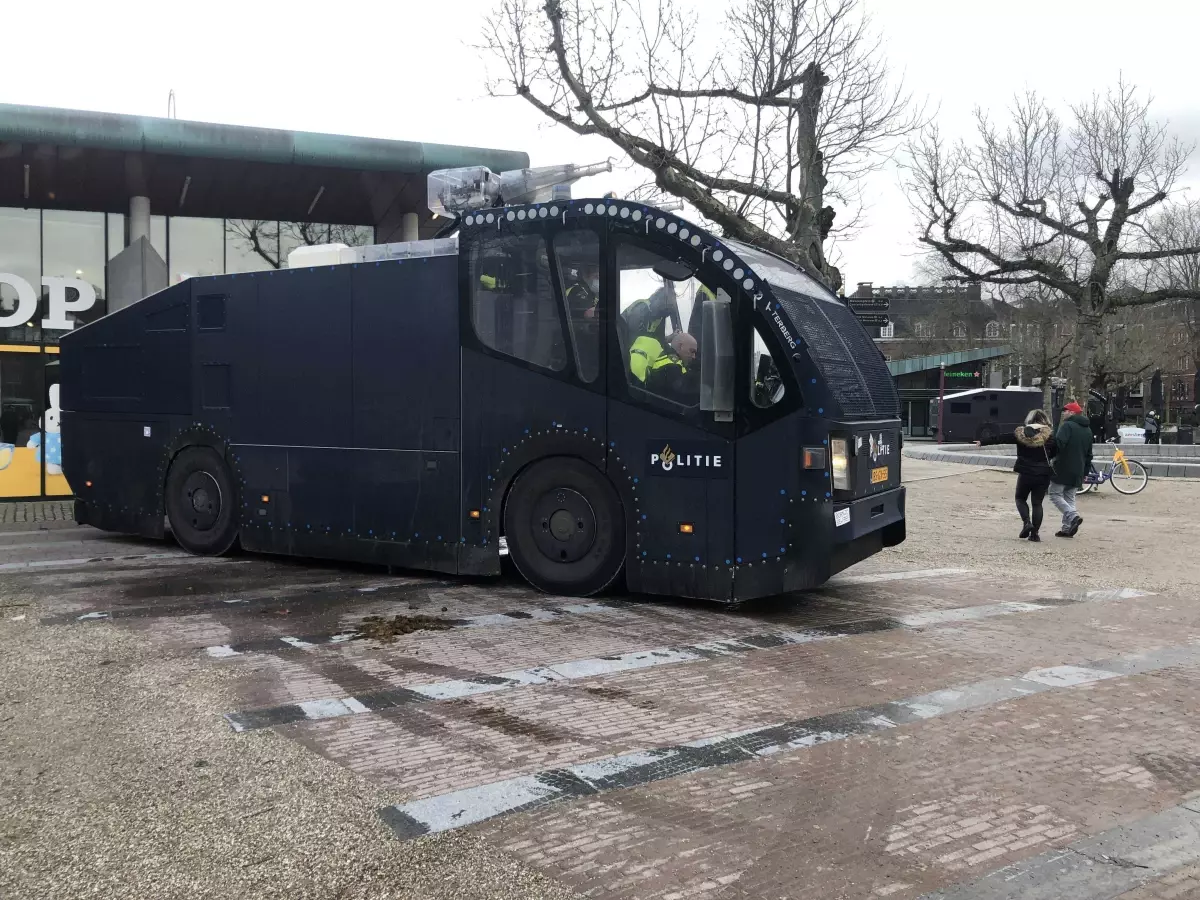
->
xmin=286 ymin=243 xmax=356 ymax=268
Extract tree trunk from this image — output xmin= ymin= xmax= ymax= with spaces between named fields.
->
xmin=793 ymin=63 xmax=838 ymax=290
xmin=1069 ymin=313 xmax=1102 ymax=403
xmin=1037 ymin=348 xmax=1054 ymax=419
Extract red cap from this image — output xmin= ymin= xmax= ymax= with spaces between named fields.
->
xmin=1063 ymin=401 xmax=1083 ymax=414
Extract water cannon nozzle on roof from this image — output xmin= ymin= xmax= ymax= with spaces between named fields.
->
xmin=427 ymin=159 xmax=614 ymax=217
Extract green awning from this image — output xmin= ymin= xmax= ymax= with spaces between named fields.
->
xmin=886 ymin=346 xmax=1012 ymax=377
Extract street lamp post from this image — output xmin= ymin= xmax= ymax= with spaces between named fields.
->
xmin=937 ymin=363 xmax=946 ymax=445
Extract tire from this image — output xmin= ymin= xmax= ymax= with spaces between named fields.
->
xmin=1110 ymin=459 xmax=1149 ymax=495
xmin=165 ymin=446 xmax=240 ymax=555
xmin=503 ymin=457 xmax=625 ymax=596
xmin=1078 ymin=480 xmax=1095 ymax=495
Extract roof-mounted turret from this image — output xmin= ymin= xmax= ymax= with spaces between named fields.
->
xmin=427 ymin=160 xmax=613 ymax=217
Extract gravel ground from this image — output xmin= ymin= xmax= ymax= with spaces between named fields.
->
xmin=0 ymin=604 xmax=581 ymax=900
xmin=2 ymin=461 xmax=1193 ymax=898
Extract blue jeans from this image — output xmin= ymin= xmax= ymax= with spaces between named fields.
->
xmin=1047 ymin=483 xmax=1078 ymax=530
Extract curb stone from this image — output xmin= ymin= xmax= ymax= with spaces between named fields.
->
xmin=904 ymin=447 xmax=1200 ymax=479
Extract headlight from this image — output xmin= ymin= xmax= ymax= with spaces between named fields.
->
xmin=830 ymin=437 xmax=851 ymax=490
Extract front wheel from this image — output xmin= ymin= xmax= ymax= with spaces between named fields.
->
xmin=1078 ymin=480 xmax=1096 ymax=495
xmin=165 ymin=446 xmax=240 ymax=555
xmin=1110 ymin=459 xmax=1149 ymax=495
xmin=503 ymin=457 xmax=625 ymax=596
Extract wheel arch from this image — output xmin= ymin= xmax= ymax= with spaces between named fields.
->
xmin=160 ymin=425 xmax=243 ymax=548
xmin=499 ymin=452 xmax=628 ymax=595
xmin=160 ymin=426 xmax=239 ymax=499
xmin=498 ymin=452 xmax=627 ymax=539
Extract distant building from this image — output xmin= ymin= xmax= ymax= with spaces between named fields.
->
xmin=850 ymin=282 xmax=1012 ymax=436
xmin=852 ymin=280 xmax=1198 ymax=429
xmin=851 ymin=282 xmax=1012 ymax=357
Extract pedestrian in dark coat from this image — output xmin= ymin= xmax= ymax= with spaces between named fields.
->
xmin=1049 ymin=401 xmax=1094 ymax=538
xmin=1144 ymin=410 xmax=1160 ymax=444
xmin=977 ymin=408 xmax=1057 ymax=541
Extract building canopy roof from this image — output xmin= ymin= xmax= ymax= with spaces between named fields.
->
xmin=886 ymin=345 xmax=1012 ymax=377
xmin=0 ymin=103 xmax=530 ymax=225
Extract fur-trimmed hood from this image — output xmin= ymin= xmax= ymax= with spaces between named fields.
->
xmin=1014 ymin=423 xmax=1053 ymax=448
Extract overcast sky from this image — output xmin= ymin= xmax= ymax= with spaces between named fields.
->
xmin=7 ymin=0 xmax=1199 ymax=286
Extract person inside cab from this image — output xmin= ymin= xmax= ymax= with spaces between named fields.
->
xmin=622 ymin=286 xmax=673 ymax=340
xmin=565 ymin=262 xmax=600 ymax=320
xmin=630 ymin=329 xmax=698 ymax=404
xmin=648 ymin=332 xmax=698 ymax=403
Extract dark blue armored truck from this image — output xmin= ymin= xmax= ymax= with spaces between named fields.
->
xmin=60 ymin=164 xmax=904 ymax=602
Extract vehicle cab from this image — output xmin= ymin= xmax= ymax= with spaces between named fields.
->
xmin=452 ymin=185 xmax=904 ymax=601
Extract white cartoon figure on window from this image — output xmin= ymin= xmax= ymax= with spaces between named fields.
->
xmin=27 ymin=383 xmax=62 ymax=475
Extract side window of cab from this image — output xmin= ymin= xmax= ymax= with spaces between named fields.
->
xmin=751 ymin=323 xmax=787 ymax=409
xmin=468 ymin=232 xmax=567 ymax=372
xmin=615 ymin=241 xmax=726 ymax=409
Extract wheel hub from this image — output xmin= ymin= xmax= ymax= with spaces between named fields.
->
xmin=182 ymin=472 xmax=221 ymax=531
xmin=531 ymin=488 xmax=596 ymax=564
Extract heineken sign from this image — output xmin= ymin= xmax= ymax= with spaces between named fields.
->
xmin=0 ymin=272 xmax=97 ymax=330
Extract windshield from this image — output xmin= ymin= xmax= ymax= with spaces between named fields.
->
xmin=725 ymin=240 xmax=834 ymax=301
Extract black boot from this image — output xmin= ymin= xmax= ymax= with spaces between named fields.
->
xmin=1028 ymin=530 xmax=1041 ymax=542
xmin=1068 ymin=515 xmax=1083 ymax=536
xmin=1019 ymin=522 xmax=1032 ymax=539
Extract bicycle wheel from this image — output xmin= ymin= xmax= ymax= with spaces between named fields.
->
xmin=1078 ymin=480 xmax=1096 ymax=495
xmin=1110 ymin=459 xmax=1148 ymax=495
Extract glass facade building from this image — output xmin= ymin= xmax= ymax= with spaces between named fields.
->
xmin=0 ymin=100 xmax=528 ymax=500
xmin=0 ymin=209 xmax=373 ymax=497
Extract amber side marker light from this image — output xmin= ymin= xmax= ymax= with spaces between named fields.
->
xmin=85 ymin=480 xmax=93 ymax=488
xmin=679 ymin=522 xmax=695 ymax=534
xmin=469 ymin=509 xmax=482 ymax=519
xmin=802 ymin=447 xmax=827 ymax=469
xmin=261 ymin=495 xmax=270 ymax=503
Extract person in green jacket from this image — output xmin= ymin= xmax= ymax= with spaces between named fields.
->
xmin=1048 ymin=400 xmax=1093 ymax=538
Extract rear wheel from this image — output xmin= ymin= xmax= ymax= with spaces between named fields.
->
xmin=165 ymin=447 xmax=239 ymax=555
xmin=504 ymin=458 xmax=625 ymax=596
xmin=1110 ymin=458 xmax=1148 ymax=495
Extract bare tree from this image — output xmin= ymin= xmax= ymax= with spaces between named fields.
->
xmin=226 ymin=220 xmax=374 ymax=269
xmin=484 ymin=0 xmax=922 ymax=290
xmin=905 ymin=80 xmax=1200 ymax=399
xmin=1151 ymin=200 xmax=1200 ymax=374
xmin=1000 ymin=283 xmax=1075 ymax=411
xmin=1091 ymin=305 xmax=1160 ymax=396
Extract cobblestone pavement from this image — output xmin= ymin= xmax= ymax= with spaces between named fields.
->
xmin=6 ymin=475 xmax=1200 ymax=898
xmin=0 ymin=499 xmax=75 ymax=524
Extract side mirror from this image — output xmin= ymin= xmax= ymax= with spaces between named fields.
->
xmin=700 ymin=297 xmax=734 ymax=422
xmin=652 ymin=259 xmax=695 ymax=282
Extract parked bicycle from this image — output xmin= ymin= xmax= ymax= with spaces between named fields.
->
xmin=1079 ymin=445 xmax=1148 ymax=495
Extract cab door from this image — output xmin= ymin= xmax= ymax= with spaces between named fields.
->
xmin=458 ymin=218 xmax=609 ymax=578
xmin=604 ymin=232 xmax=735 ymax=601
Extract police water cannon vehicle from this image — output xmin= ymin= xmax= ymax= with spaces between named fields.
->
xmin=59 ymin=160 xmax=904 ymax=602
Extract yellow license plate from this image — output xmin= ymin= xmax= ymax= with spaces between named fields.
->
xmin=871 ymin=466 xmax=889 ymax=484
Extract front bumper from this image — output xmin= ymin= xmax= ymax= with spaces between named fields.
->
xmin=734 ymin=486 xmax=907 ymax=600
xmin=832 ymin=486 xmax=905 ymax=545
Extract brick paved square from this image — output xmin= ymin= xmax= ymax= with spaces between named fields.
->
xmin=8 ymin=472 xmax=1200 ymax=899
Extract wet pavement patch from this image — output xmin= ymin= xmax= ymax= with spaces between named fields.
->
xmin=445 ymin=700 xmax=573 ymax=744
xmin=44 ymin=580 xmax=442 ymax=626
xmin=221 ymin=588 xmax=1159 ymax=732
xmin=583 ymin=685 xmax=657 ymax=709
